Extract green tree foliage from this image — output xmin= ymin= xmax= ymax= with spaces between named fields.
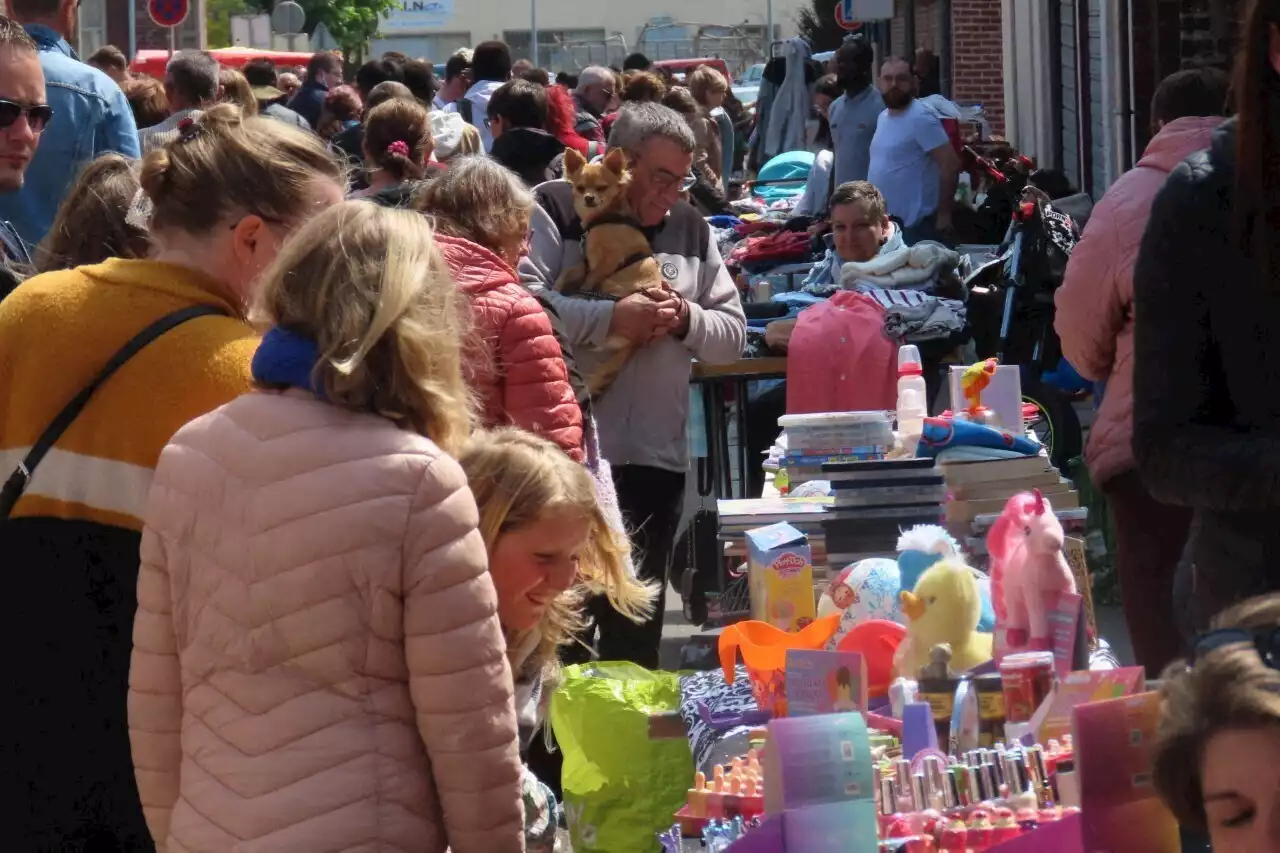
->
xmin=796 ymin=0 xmax=853 ymax=53
xmin=242 ymin=0 xmax=399 ymax=59
xmin=207 ymin=0 xmax=248 ymax=48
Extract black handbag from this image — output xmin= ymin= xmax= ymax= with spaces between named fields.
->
xmin=0 ymin=304 xmax=228 ymax=518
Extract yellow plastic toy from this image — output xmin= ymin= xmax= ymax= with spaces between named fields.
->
xmin=960 ymin=357 xmax=999 ymax=419
xmin=897 ymin=559 xmax=994 ymax=678
xmin=719 ymin=613 xmax=841 ymax=716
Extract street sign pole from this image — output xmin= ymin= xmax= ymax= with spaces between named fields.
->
xmin=531 ymin=0 xmax=538 ymax=69
xmin=148 ymin=0 xmax=189 ymax=53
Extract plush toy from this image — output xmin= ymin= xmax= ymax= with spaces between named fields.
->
xmin=818 ymin=526 xmax=997 ymax=653
xmin=988 ymin=489 xmax=1078 ymax=651
xmin=898 ymin=525 xmax=996 ymax=633
xmin=896 ymin=558 xmax=995 ymax=678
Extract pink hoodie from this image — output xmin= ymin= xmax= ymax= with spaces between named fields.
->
xmin=1055 ymin=116 xmax=1223 ymax=486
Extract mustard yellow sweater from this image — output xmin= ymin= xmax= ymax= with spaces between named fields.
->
xmin=0 ymin=258 xmax=258 ymax=529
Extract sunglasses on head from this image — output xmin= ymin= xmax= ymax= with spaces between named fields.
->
xmin=0 ymin=99 xmax=53 ymax=133
xmin=1193 ymin=627 xmax=1280 ymax=669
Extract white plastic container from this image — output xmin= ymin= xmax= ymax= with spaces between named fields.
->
xmin=896 ymin=345 xmax=928 ymax=448
xmin=777 ymin=411 xmax=893 ymax=452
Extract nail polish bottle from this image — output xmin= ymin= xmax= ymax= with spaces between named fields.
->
xmin=966 ymin=808 xmax=993 ymax=852
xmin=707 ymin=765 xmax=726 ymax=819
xmin=878 ymin=771 xmax=903 ymax=836
xmin=939 ymin=818 xmax=969 ymax=852
xmin=687 ymin=771 xmax=709 ymax=818
xmin=722 ymin=776 xmax=743 ymax=817
xmin=740 ymin=776 xmax=764 ymax=819
xmin=990 ymin=807 xmax=1022 ymax=844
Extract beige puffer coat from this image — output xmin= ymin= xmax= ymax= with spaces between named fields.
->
xmin=127 ymin=389 xmax=525 ymax=852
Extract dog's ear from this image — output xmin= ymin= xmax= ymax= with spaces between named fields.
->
xmin=603 ymin=147 xmax=627 ymax=176
xmin=564 ymin=148 xmax=586 ymax=178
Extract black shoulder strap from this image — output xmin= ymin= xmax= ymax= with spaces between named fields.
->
xmin=459 ymin=97 xmax=473 ymax=126
xmin=0 ymin=304 xmax=228 ymax=519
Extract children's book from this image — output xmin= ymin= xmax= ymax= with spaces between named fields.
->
xmin=784 ymin=649 xmax=868 ymax=717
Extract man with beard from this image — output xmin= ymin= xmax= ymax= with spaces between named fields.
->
xmin=868 ymin=55 xmax=960 ymax=244
xmin=827 ymin=36 xmax=884 ymax=189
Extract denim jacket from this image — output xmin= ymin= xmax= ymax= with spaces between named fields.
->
xmin=0 ymin=25 xmax=140 ymax=244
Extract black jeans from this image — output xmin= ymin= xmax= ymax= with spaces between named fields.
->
xmin=589 ymin=464 xmax=687 ymax=669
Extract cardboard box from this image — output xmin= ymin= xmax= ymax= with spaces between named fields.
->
xmin=746 ymin=522 xmax=817 ymax=632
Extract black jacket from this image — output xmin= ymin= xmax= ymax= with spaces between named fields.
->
xmin=490 ymin=127 xmax=567 ymax=188
xmin=286 ymin=80 xmax=327 ymax=130
xmin=1132 ymin=117 xmax=1280 ymax=623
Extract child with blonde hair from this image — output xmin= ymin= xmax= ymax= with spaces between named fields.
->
xmin=459 ymin=427 xmax=657 ymax=852
xmin=129 ymin=201 xmax=523 ymax=853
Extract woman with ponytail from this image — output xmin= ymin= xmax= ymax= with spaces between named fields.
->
xmin=355 ymin=96 xmax=443 ymax=203
xmin=128 ymin=201 xmax=525 ymax=852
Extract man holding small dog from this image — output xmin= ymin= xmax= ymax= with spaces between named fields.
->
xmin=520 ymin=102 xmax=746 ymax=668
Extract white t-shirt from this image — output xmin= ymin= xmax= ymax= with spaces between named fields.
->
xmin=867 ymin=99 xmax=951 ymax=227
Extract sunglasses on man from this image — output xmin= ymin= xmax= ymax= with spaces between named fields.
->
xmin=0 ymin=99 xmax=53 ymax=133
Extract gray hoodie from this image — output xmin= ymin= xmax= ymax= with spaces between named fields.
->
xmin=519 ymin=181 xmax=747 ymax=473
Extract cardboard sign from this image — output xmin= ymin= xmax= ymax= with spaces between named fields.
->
xmin=1073 ymin=693 xmax=1181 ymax=853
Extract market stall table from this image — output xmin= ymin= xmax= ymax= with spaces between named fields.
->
xmin=691 ymin=356 xmax=787 ymax=500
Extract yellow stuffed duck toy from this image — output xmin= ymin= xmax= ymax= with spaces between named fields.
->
xmin=897 ymin=558 xmax=995 ymax=678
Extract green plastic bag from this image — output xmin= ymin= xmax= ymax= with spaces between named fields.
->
xmin=550 ymin=662 xmax=693 ymax=853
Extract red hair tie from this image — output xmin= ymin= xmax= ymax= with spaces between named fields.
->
xmin=386 ymin=140 xmax=410 ymax=157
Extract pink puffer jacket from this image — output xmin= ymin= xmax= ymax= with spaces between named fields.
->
xmin=128 ymin=390 xmax=525 ymax=853
xmin=1054 ymin=115 xmax=1221 ymax=486
xmin=437 ymin=234 xmax=584 ymax=461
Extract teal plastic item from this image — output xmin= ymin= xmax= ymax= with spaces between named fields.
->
xmin=753 ymin=151 xmax=815 ymax=203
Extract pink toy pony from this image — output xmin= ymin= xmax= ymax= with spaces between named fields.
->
xmin=987 ymin=489 xmax=1077 ymax=651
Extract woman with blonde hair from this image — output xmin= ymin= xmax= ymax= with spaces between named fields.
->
xmin=128 ymin=201 xmax=524 ymax=853
xmin=1154 ymin=593 xmax=1280 ymax=852
xmin=687 ymin=64 xmax=733 ymax=191
xmin=34 ymin=152 xmax=149 ymax=272
xmin=460 ymin=427 xmax=655 ymax=852
xmin=0 ymin=103 xmax=343 ymax=849
xmin=218 ymin=67 xmax=258 ymax=116
xmin=415 ymin=156 xmax=584 ymax=460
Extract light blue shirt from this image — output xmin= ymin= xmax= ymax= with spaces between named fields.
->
xmin=0 ymin=25 xmax=140 ymax=245
xmin=867 ymin=99 xmax=950 ymax=228
xmin=828 ymin=85 xmax=884 ymax=188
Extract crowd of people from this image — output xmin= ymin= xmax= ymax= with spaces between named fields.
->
xmin=2 ymin=0 xmax=1280 ymax=846
xmin=0 ymin=10 xmax=746 ymax=851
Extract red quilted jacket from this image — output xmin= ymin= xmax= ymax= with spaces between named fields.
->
xmin=437 ymin=234 xmax=584 ymax=460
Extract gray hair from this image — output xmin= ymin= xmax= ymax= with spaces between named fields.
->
xmin=166 ymin=49 xmax=220 ymax=106
xmin=607 ymin=102 xmax=696 ymax=155
xmin=576 ymin=66 xmax=615 ymax=93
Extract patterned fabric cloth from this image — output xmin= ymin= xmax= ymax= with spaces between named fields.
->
xmin=678 ymin=666 xmax=757 ymax=771
xmin=522 ymin=765 xmax=564 ymax=853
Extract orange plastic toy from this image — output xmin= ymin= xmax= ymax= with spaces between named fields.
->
xmin=836 ymin=619 xmax=907 ymax=697
xmin=719 ymin=613 xmax=842 ymax=716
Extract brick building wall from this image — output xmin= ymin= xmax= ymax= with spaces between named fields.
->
xmin=890 ymin=0 xmax=1005 ymax=136
xmin=1179 ymin=0 xmax=1241 ymax=68
xmin=950 ymin=0 xmax=1004 ymax=135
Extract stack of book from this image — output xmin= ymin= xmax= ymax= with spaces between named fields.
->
xmin=774 ymin=412 xmax=892 ymax=493
xmin=939 ymin=453 xmax=1079 ymax=526
xmin=821 ymin=458 xmax=948 ymax=566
